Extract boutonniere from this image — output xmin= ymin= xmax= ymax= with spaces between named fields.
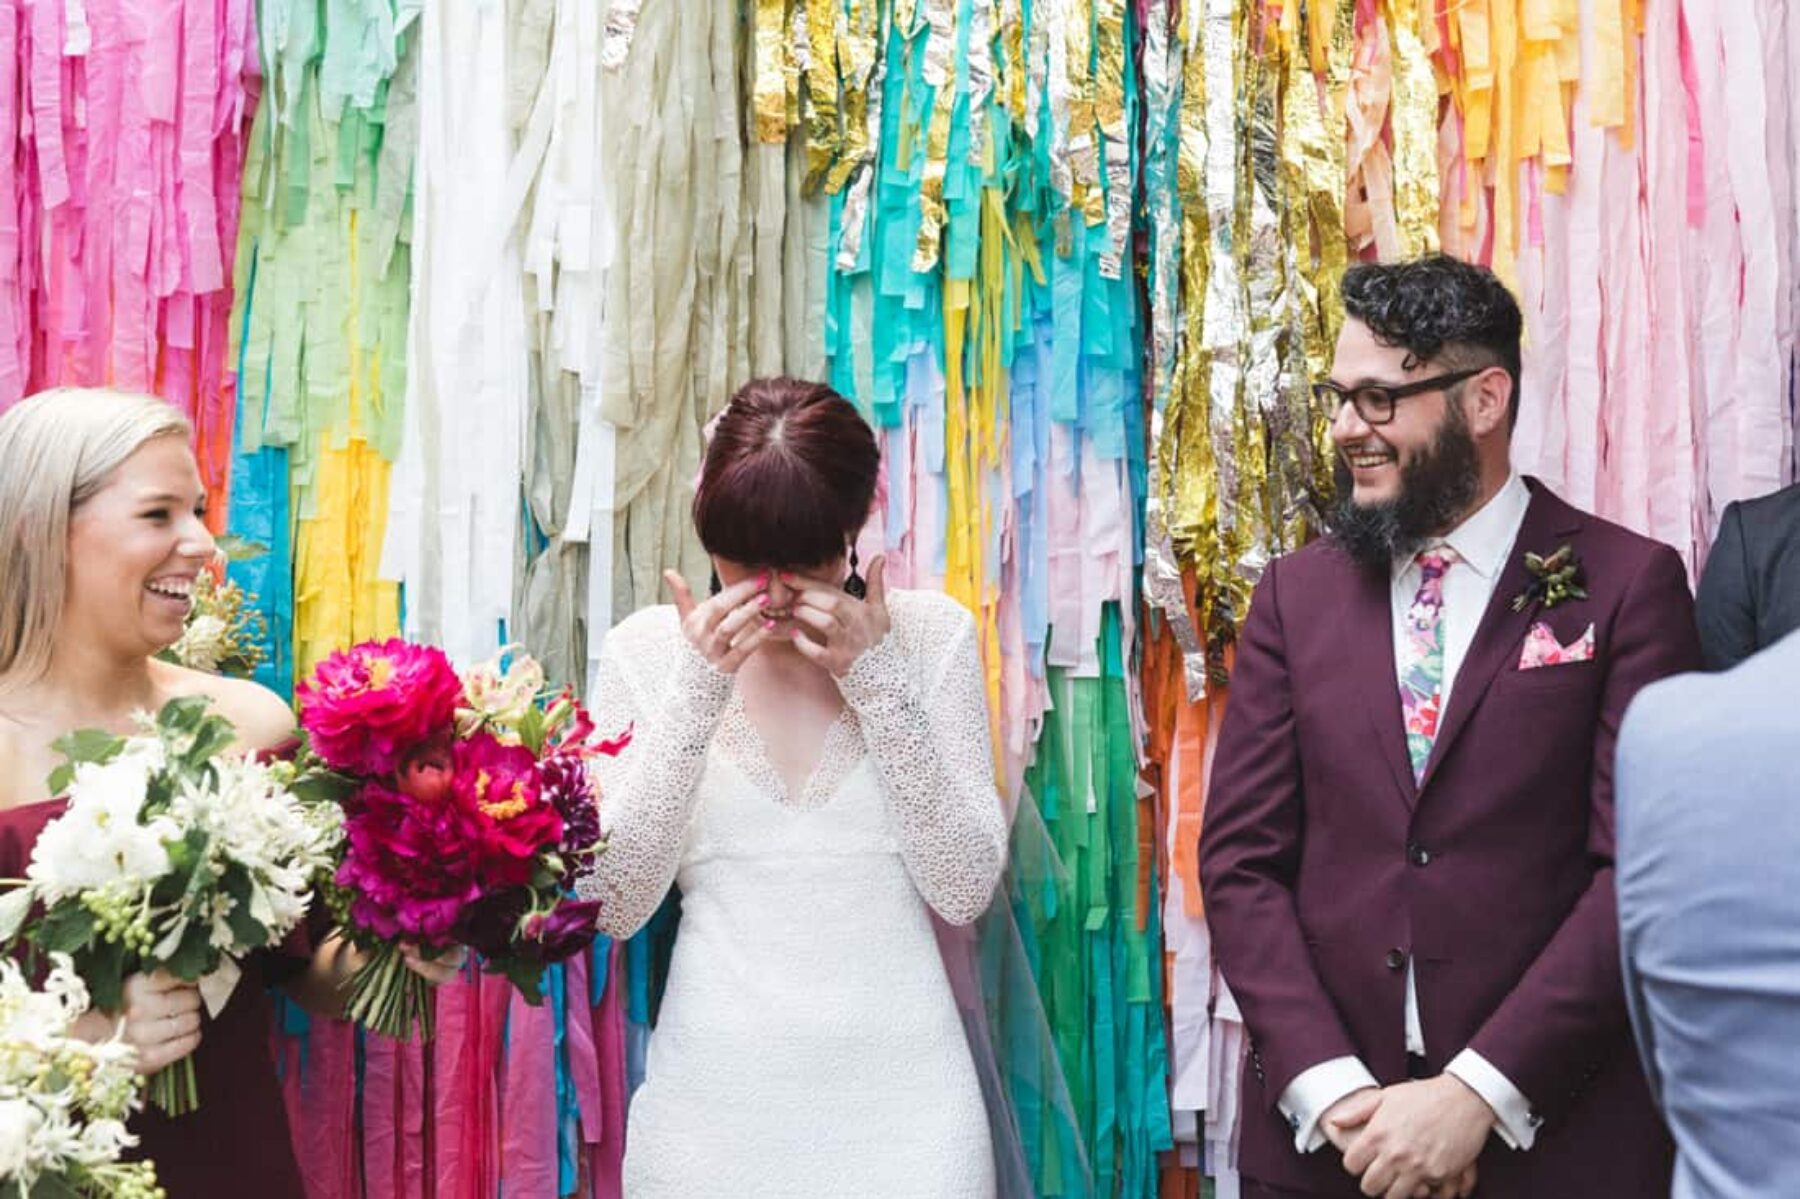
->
xmin=1511 ymin=543 xmax=1588 ymax=612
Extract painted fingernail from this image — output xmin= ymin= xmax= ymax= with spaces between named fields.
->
xmin=757 ymin=571 xmax=769 ymax=588
xmin=758 ymin=594 xmax=770 ymax=606
xmin=764 ymin=619 xmax=776 ymax=630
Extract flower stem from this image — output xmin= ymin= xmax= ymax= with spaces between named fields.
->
xmin=344 ymin=942 xmax=434 ymax=1041
xmin=147 ymin=1056 xmax=199 ymax=1115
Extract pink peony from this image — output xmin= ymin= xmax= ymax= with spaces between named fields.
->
xmin=336 ymin=782 xmax=488 ymax=942
xmin=451 ymin=733 xmax=564 ymax=888
xmin=396 ymin=733 xmax=456 ymax=804
xmin=298 ymin=639 xmax=465 ymax=776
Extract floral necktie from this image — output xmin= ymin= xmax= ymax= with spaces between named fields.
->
xmin=1399 ymin=548 xmax=1460 ymax=781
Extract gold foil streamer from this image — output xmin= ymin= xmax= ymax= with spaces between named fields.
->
xmin=1163 ymin=7 xmax=1218 ymax=686
xmin=599 ymin=0 xmax=644 ymax=71
xmin=825 ymin=0 xmax=879 ymax=197
xmin=1094 ymin=0 xmax=1131 ymax=277
xmin=1277 ymin=0 xmax=1352 ymax=392
xmin=1268 ymin=3 xmax=1350 ymax=552
xmin=1385 ymin=1 xmax=1441 ymax=256
xmin=999 ymin=0 xmax=1025 ymax=124
xmin=799 ymin=0 xmax=842 ymax=188
xmin=1065 ymin=0 xmax=1102 ymax=225
xmin=1195 ymin=0 xmax=1247 ymax=654
xmin=894 ymin=0 xmax=922 ymax=37
xmin=786 ymin=4 xmax=807 ymax=135
xmin=752 ymin=0 xmax=790 ymax=144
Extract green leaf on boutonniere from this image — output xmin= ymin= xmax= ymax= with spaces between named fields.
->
xmin=1512 ymin=543 xmax=1589 ymax=612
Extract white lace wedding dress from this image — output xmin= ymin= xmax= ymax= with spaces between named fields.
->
xmin=578 ymin=589 xmax=1008 ymax=1198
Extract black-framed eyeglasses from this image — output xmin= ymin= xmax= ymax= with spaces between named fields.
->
xmin=1311 ymin=368 xmax=1484 ymax=426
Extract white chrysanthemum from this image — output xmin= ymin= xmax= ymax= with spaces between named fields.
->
xmin=75 ymin=1117 xmax=132 ymax=1163
xmin=27 ymin=752 xmax=176 ymax=902
xmin=0 ymin=956 xmax=143 ymax=1185
xmin=0 ymin=1098 xmax=40 ymax=1179
xmin=159 ymin=755 xmax=338 ymax=951
xmin=170 ymin=613 xmax=230 ymax=672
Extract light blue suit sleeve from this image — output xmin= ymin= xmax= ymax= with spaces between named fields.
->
xmin=1615 ymin=640 xmax=1800 ymax=1198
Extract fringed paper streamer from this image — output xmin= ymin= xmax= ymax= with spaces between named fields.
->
xmin=230 ymin=0 xmax=412 ymax=678
xmin=386 ymin=3 xmax=526 ymax=666
xmin=747 ymin=0 xmax=1154 ymax=1188
xmin=0 ymin=0 xmax=258 ymax=516
xmin=1023 ymin=610 xmax=1174 ymax=1198
xmin=592 ymin=0 xmax=789 ymax=633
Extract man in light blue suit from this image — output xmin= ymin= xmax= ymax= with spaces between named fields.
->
xmin=1617 ymin=629 xmax=1800 ymax=1199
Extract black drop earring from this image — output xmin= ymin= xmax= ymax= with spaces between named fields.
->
xmin=843 ymin=544 xmax=866 ymax=599
xmin=709 ymin=566 xmax=722 ymax=597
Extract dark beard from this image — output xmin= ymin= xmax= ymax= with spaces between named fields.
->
xmin=1329 ymin=404 xmax=1482 ymax=569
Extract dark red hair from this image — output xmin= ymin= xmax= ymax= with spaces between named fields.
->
xmin=692 ymin=377 xmax=879 ymax=570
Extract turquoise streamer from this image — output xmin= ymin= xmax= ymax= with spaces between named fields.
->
xmin=227 ymin=240 xmax=297 ymax=697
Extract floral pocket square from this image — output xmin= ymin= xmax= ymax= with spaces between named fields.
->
xmin=1518 ymin=621 xmax=1596 ymax=670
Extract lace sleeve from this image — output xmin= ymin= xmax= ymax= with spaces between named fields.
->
xmin=576 ymin=610 xmax=734 ymax=938
xmin=837 ymin=594 xmax=1008 ymax=925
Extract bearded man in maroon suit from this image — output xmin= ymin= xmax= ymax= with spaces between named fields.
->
xmin=1199 ymin=256 xmax=1699 ymax=1199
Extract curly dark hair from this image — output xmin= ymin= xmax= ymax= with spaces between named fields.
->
xmin=1340 ymin=254 xmax=1524 ymax=428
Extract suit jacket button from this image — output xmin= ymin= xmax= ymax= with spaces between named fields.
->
xmin=1386 ymin=948 xmax=1407 ymax=971
xmin=1407 ymin=842 xmax=1431 ymax=867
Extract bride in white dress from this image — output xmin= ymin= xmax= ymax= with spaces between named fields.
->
xmin=578 ymin=378 xmax=1008 ymax=1198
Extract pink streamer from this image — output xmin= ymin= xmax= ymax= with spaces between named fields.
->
xmin=564 ymin=956 xmax=606 ymax=1167
xmin=498 ymin=987 xmax=559 ymax=1197
xmin=362 ymin=1031 xmax=430 ymax=1199
xmin=591 ymin=946 xmax=628 ymax=1199
xmin=0 ymin=0 xmax=256 ymax=522
xmin=276 ymin=1017 xmax=361 ymax=1199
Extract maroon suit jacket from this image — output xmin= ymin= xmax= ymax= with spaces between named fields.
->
xmin=1199 ymin=480 xmax=1699 ymax=1197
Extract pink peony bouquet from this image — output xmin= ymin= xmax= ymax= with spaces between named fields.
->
xmin=296 ymin=640 xmax=627 ymax=1039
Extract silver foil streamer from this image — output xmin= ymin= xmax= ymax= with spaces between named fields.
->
xmin=1142 ymin=0 xmax=1179 ymax=413
xmin=836 ymin=1 xmax=891 ymax=271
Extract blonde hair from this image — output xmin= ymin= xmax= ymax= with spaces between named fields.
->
xmin=0 ymin=388 xmax=194 ymax=694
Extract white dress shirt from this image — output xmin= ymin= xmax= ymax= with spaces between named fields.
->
xmin=1279 ymin=473 xmax=1541 ymax=1154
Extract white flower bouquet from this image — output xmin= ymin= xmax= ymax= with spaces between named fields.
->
xmin=0 ymin=698 xmax=341 ymax=1116
xmin=0 ymin=954 xmax=159 ymax=1198
xmin=157 ymin=572 xmax=268 ymax=679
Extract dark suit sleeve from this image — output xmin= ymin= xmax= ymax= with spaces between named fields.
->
xmin=1696 ymin=501 xmax=1758 ymax=670
xmin=1466 ymin=545 xmax=1701 ymax=1123
xmin=1200 ymin=560 xmax=1361 ymax=1102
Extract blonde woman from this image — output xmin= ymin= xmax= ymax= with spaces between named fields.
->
xmin=0 ymin=389 xmax=453 ymax=1195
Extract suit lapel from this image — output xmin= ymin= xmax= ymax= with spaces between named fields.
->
xmin=1419 ymin=480 xmax=1583 ymax=791
xmin=1345 ymin=552 xmax=1420 ymax=810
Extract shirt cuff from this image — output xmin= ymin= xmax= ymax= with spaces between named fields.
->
xmin=1446 ymin=1049 xmax=1541 ymax=1150
xmin=837 ymin=628 xmax=909 ymax=708
xmin=1279 ymin=1057 xmax=1380 ymax=1153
